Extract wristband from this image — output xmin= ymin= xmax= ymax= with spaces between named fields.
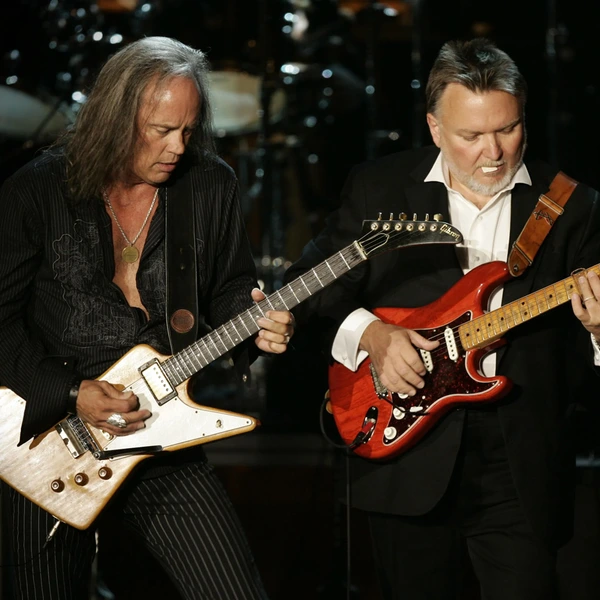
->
xmin=67 ymin=381 xmax=80 ymax=415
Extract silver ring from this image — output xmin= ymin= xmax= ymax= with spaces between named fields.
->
xmin=583 ymin=296 xmax=596 ymax=303
xmin=106 ymin=413 xmax=127 ymax=429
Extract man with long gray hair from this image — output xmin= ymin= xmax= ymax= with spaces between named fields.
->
xmin=284 ymin=38 xmax=600 ymax=599
xmin=0 ymin=36 xmax=294 ymax=599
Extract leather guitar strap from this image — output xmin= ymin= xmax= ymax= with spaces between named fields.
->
xmin=508 ymin=171 xmax=578 ymax=277
xmin=165 ymin=174 xmax=199 ymax=353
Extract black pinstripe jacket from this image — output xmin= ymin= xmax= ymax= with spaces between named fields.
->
xmin=0 ymin=150 xmax=258 ymax=446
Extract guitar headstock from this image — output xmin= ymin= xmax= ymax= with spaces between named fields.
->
xmin=359 ymin=213 xmax=463 ymax=258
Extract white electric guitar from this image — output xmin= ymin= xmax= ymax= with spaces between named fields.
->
xmin=0 ymin=214 xmax=463 ymax=529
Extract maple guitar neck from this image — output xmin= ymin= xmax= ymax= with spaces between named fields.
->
xmin=459 ymin=264 xmax=600 ymax=350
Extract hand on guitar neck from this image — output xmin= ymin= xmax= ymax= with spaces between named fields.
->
xmin=359 ymin=321 xmax=440 ymax=398
xmin=571 ymin=269 xmax=600 ymax=342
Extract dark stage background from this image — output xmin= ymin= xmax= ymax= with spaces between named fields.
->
xmin=1 ymin=1 xmax=599 ymax=599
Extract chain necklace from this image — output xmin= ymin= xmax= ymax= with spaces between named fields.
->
xmin=104 ymin=187 xmax=159 ymax=263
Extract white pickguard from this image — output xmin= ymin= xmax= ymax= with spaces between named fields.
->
xmin=105 ymin=378 xmax=254 ymax=453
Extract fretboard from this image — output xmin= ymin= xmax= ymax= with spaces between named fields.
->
xmin=459 ymin=264 xmax=600 ymax=350
xmin=161 ymin=242 xmax=366 ymax=386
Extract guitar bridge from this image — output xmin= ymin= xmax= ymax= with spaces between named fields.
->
xmin=370 ymin=363 xmax=389 ymax=399
xmin=55 ymin=415 xmax=101 ymax=458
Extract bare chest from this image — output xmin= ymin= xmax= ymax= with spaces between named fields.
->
xmin=107 ymin=203 xmax=158 ymax=317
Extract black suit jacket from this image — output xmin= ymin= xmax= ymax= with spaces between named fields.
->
xmin=285 ymin=146 xmax=600 ymax=548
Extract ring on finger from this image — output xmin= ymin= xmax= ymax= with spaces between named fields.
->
xmin=106 ymin=413 xmax=127 ymax=429
xmin=583 ymin=296 xmax=596 ymax=303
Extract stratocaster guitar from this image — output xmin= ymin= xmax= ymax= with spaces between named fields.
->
xmin=0 ymin=214 xmax=462 ymax=530
xmin=329 ymin=260 xmax=599 ymax=461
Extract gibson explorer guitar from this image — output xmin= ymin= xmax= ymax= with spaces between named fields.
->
xmin=0 ymin=213 xmax=462 ymax=530
xmin=328 ymin=260 xmax=599 ymax=461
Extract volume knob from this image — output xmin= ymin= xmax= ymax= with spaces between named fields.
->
xmin=98 ymin=467 xmax=113 ymax=480
xmin=50 ymin=479 xmax=64 ymax=493
xmin=74 ymin=473 xmax=89 ymax=486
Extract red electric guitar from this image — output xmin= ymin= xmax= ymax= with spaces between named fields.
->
xmin=328 ymin=260 xmax=598 ymax=461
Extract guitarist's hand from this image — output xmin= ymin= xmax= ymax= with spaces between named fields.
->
xmin=359 ymin=321 xmax=439 ymax=396
xmin=572 ymin=271 xmax=600 ymax=340
xmin=251 ymin=288 xmax=295 ymax=354
xmin=75 ymin=380 xmax=152 ymax=436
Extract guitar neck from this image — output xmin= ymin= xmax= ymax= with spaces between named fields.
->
xmin=459 ymin=264 xmax=600 ymax=350
xmin=161 ymin=242 xmax=366 ymax=386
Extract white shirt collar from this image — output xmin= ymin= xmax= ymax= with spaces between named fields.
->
xmin=423 ymin=151 xmax=532 ymax=197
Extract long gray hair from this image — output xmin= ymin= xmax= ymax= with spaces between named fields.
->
xmin=426 ymin=38 xmax=527 ymax=117
xmin=61 ymin=36 xmax=215 ymax=202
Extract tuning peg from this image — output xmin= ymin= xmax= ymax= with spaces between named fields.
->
xmin=399 ymin=212 xmax=407 ymax=221
xmin=424 ymin=213 xmax=430 ymax=221
xmin=389 ymin=213 xmax=394 ymax=220
xmin=433 ymin=214 xmax=443 ymax=222
xmin=412 ymin=213 xmax=418 ymax=221
xmin=377 ymin=212 xmax=383 ymax=220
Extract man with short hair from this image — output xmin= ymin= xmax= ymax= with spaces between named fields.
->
xmin=285 ymin=38 xmax=600 ymax=599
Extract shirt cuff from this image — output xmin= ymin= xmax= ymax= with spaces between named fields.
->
xmin=332 ymin=308 xmax=380 ymax=371
xmin=592 ymin=333 xmax=600 ymax=366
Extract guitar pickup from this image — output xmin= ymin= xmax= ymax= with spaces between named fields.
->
xmin=419 ymin=348 xmax=433 ymax=372
xmin=444 ymin=327 xmax=459 ymax=361
xmin=139 ymin=359 xmax=177 ymax=406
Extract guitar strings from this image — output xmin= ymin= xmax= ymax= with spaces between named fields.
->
xmin=168 ymin=226 xmax=443 ymax=378
xmin=357 ymin=227 xmax=579 ymax=365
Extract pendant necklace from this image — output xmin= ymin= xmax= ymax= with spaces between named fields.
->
xmin=104 ymin=187 xmax=159 ymax=264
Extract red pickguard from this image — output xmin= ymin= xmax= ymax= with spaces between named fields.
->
xmin=328 ymin=261 xmax=514 ymax=461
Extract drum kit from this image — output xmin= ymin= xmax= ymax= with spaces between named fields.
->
xmin=0 ymin=0 xmax=411 ymax=270
xmin=204 ymin=0 xmax=411 ymax=281
xmin=0 ymin=0 xmax=162 ymax=177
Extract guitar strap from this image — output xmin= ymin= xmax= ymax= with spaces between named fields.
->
xmin=507 ymin=171 xmax=578 ymax=277
xmin=165 ymin=173 xmax=199 ymax=353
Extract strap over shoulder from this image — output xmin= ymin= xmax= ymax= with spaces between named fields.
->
xmin=165 ymin=174 xmax=199 ymax=353
xmin=508 ymin=171 xmax=578 ymax=277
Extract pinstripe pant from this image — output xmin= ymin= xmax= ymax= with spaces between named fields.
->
xmin=3 ymin=461 xmax=269 ymax=600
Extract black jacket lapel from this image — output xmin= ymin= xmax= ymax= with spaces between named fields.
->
xmin=403 ymin=157 xmax=464 ymax=290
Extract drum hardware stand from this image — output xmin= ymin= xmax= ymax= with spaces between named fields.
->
xmin=363 ymin=0 xmax=415 ymax=158
xmin=363 ymin=0 xmax=381 ymax=160
xmin=316 ymin=449 xmax=361 ymax=600
xmin=26 ymin=95 xmax=71 ymax=148
xmin=409 ymin=0 xmax=425 ymax=148
xmin=256 ymin=0 xmax=287 ymax=293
